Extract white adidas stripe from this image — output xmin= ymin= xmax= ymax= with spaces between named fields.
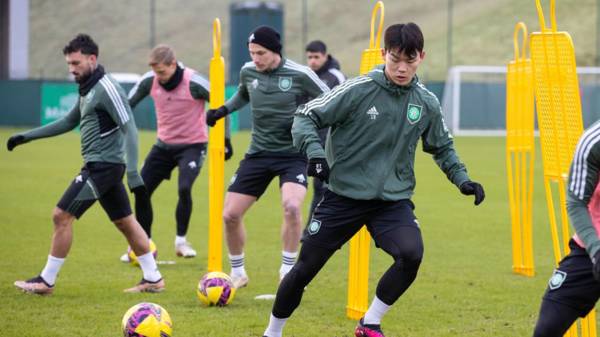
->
xmin=298 ymin=77 xmax=372 ymax=115
xmin=300 ymin=76 xmax=370 ymax=109
xmin=570 ymin=123 xmax=600 ymax=198
xmin=574 ymin=133 xmax=600 ymax=199
xmin=570 ymin=125 xmax=598 ymax=194
xmin=242 ymin=61 xmax=255 ymax=69
xmin=299 ymin=76 xmax=372 ymax=114
xmin=101 ymin=78 xmax=129 ymax=124
xmin=284 ymin=60 xmax=330 ymax=93
xmin=100 ymin=77 xmax=129 ymax=124
xmin=297 ymin=78 xmax=365 ymax=115
xmin=191 ymin=72 xmax=210 ymax=92
xmin=328 ymin=68 xmax=346 ymax=85
xmin=570 ymin=122 xmax=600 ymax=195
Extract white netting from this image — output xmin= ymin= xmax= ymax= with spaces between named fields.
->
xmin=441 ymin=66 xmax=600 ymax=136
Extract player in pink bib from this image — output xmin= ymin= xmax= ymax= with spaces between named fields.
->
xmin=124 ymin=45 xmax=232 ymax=260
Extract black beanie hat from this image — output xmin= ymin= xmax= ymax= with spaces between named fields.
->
xmin=248 ymin=26 xmax=282 ymax=55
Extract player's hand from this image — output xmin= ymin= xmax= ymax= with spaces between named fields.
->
xmin=307 ymin=157 xmax=329 ymax=183
xmin=7 ymin=135 xmax=26 ymax=151
xmin=127 ymin=171 xmax=145 ymax=190
xmin=206 ymin=106 xmax=229 ymax=127
xmin=460 ymin=181 xmax=485 ymax=205
xmin=225 ymin=138 xmax=233 ymax=161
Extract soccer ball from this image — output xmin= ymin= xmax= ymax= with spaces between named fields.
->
xmin=128 ymin=239 xmax=158 ymax=266
xmin=122 ymin=302 xmax=172 ymax=337
xmin=197 ymin=271 xmax=236 ymax=306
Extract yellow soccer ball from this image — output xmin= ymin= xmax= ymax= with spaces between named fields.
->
xmin=122 ymin=302 xmax=172 ymax=337
xmin=197 ymin=271 xmax=236 ymax=306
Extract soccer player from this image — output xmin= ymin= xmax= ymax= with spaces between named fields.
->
xmin=7 ymin=34 xmax=164 ymax=294
xmin=262 ymin=23 xmax=485 ymax=337
xmin=206 ymin=26 xmax=330 ymax=288
xmin=532 ymin=121 xmax=600 ymax=336
xmin=304 ymin=40 xmax=345 ymax=222
xmin=124 ymin=44 xmax=232 ymax=259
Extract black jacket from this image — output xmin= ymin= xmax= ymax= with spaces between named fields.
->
xmin=314 ymin=55 xmax=345 ymax=89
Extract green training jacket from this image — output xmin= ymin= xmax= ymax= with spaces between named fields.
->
xmin=17 ymin=73 xmax=142 ymax=188
xmin=225 ymin=58 xmax=330 ymax=154
xmin=293 ymin=65 xmax=470 ymax=201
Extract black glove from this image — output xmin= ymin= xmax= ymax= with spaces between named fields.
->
xmin=593 ymin=251 xmax=600 ymax=282
xmin=307 ymin=158 xmax=330 ymax=183
xmin=459 ymin=181 xmax=485 ymax=205
xmin=7 ymin=135 xmax=26 ymax=151
xmin=206 ymin=106 xmax=229 ymax=127
xmin=225 ymin=138 xmax=233 ymax=161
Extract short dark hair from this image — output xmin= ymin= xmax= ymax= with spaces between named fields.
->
xmin=305 ymin=40 xmax=327 ymax=54
xmin=63 ymin=34 xmax=99 ymax=56
xmin=384 ymin=23 xmax=424 ymax=58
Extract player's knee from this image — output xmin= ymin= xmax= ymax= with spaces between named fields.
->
xmin=223 ymin=209 xmax=242 ymax=227
xmin=392 ymin=245 xmax=423 ymax=270
xmin=282 ymin=199 xmax=302 ymax=218
xmin=52 ymin=208 xmax=71 ymax=228
xmin=112 ymin=217 xmax=129 ymax=231
xmin=286 ymin=261 xmax=313 ymax=286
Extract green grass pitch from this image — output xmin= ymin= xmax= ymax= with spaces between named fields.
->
xmin=0 ymin=128 xmax=589 ymax=336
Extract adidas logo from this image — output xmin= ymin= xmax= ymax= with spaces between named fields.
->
xmin=367 ymin=106 xmax=379 ymax=120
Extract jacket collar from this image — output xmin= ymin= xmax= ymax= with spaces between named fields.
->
xmin=159 ymin=63 xmax=184 ymax=91
xmin=315 ymin=55 xmax=341 ymax=76
xmin=368 ymin=65 xmax=417 ymax=95
xmin=78 ymin=64 xmax=105 ymax=96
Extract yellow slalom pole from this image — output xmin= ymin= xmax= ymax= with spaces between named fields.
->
xmin=531 ymin=0 xmax=594 ymax=335
xmin=506 ymin=22 xmax=535 ymax=277
xmin=207 ymin=18 xmax=226 ymax=272
xmin=346 ymin=0 xmax=384 ymax=320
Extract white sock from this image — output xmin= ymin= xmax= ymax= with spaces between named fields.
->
xmin=40 ymin=255 xmax=65 ymax=286
xmin=137 ymin=251 xmax=162 ymax=282
xmin=175 ymin=235 xmax=187 ymax=246
xmin=263 ymin=314 xmax=287 ymax=337
xmin=229 ymin=253 xmax=246 ymax=277
xmin=280 ymin=250 xmax=298 ymax=277
xmin=363 ymin=296 xmax=391 ymax=325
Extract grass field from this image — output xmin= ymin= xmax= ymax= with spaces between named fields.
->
xmin=0 ymin=128 xmax=593 ymax=336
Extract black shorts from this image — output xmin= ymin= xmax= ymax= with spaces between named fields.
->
xmin=228 ymin=152 xmax=308 ymax=198
xmin=302 ymin=190 xmax=419 ymax=250
xmin=57 ymin=162 xmax=132 ymax=221
xmin=542 ymin=239 xmax=600 ymax=316
xmin=141 ymin=143 xmax=206 ymax=184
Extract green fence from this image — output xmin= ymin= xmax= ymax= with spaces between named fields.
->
xmin=0 ymin=80 xmax=241 ymax=131
xmin=0 ymin=79 xmax=456 ymax=134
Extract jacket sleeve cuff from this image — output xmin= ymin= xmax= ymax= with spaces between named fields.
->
xmin=453 ymin=171 xmax=470 ymax=188
xmin=306 ymin=142 xmax=326 ymax=159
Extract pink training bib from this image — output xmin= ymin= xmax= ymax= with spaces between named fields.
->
xmin=573 ymin=175 xmax=600 ymax=249
xmin=151 ymin=68 xmax=208 ymax=144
